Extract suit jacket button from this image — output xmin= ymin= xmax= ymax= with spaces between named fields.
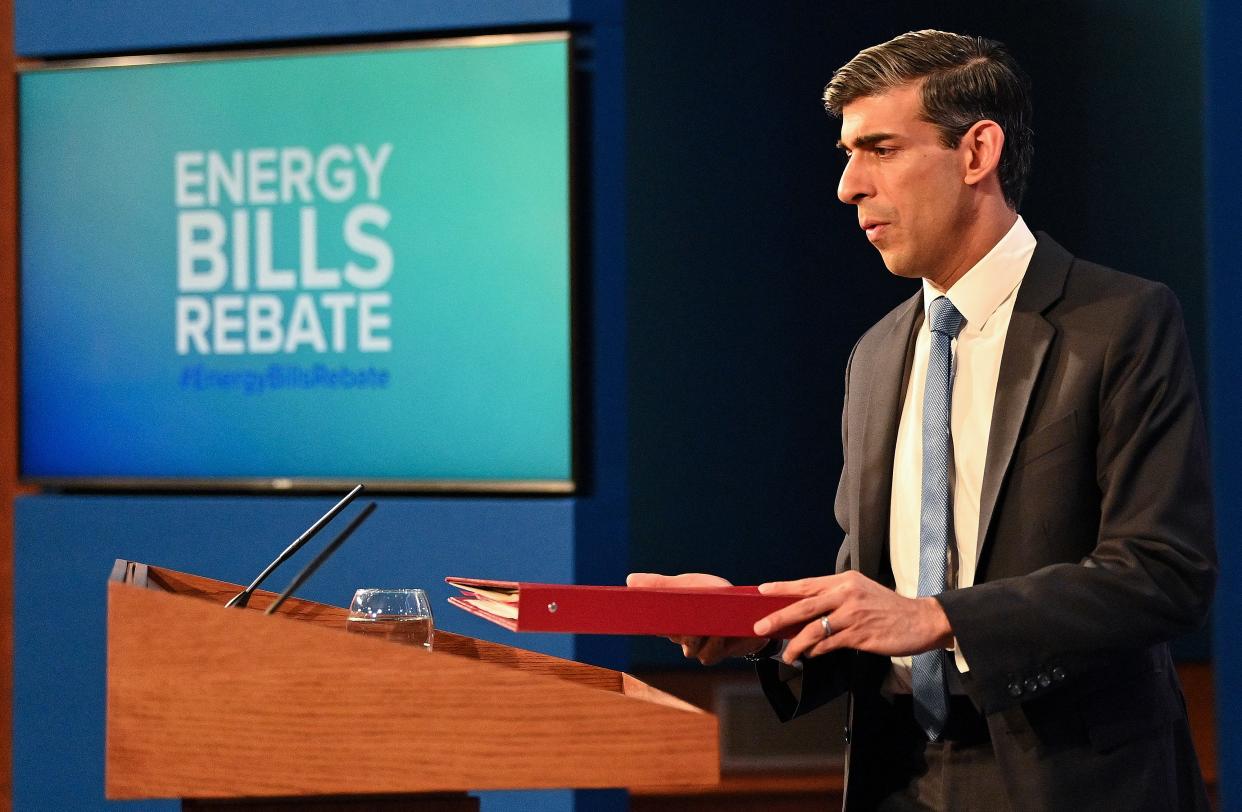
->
xmin=1051 ymin=666 xmax=1067 ymax=681
xmin=843 ymin=726 xmax=851 ymax=744
xmin=1024 ymin=677 xmax=1039 ymax=693
xmin=1008 ymin=681 xmax=1022 ymax=697
xmin=1038 ymin=671 xmax=1052 ymax=688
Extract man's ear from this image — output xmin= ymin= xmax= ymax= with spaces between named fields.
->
xmin=962 ymin=119 xmax=1005 ymax=188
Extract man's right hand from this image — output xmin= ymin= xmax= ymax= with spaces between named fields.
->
xmin=625 ymin=571 xmax=770 ymax=665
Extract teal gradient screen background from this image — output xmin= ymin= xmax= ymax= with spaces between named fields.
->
xmin=20 ymin=37 xmax=572 ymax=486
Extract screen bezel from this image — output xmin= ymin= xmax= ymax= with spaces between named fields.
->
xmin=16 ymin=31 xmax=579 ymax=495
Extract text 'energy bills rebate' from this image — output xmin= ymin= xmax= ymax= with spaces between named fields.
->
xmin=174 ymin=143 xmax=394 ymax=355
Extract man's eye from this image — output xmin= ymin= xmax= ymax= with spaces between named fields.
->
xmin=873 ymin=146 xmax=894 ymax=157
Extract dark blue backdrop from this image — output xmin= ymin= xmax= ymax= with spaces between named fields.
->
xmin=1205 ymin=0 xmax=1241 ymax=806
xmin=13 ymin=0 xmax=1237 ymax=808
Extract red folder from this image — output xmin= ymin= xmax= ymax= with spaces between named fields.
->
xmin=445 ymin=577 xmax=803 ymax=639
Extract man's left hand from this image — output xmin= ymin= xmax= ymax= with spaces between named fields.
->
xmin=753 ymin=571 xmax=954 ymax=664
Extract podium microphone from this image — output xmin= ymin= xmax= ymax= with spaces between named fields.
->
xmin=225 ymin=483 xmax=365 ymax=608
xmin=265 ymin=501 xmax=378 ymax=615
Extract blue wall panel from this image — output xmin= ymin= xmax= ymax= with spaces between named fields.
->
xmin=15 ymin=1 xmax=574 ymax=56
xmin=1206 ymin=0 xmax=1242 ymax=805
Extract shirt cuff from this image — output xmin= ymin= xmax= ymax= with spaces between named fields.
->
xmin=951 ymin=636 xmax=970 ymax=673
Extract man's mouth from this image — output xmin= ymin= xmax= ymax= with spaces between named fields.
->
xmin=861 ymin=220 xmax=889 ymax=241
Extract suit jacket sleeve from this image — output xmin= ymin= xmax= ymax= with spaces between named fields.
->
xmin=938 ymin=282 xmax=1216 ymax=713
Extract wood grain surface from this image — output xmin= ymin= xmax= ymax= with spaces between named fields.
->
xmin=183 ymin=792 xmax=478 ymax=811
xmin=107 ymin=566 xmax=719 ymax=800
xmin=144 ymin=565 xmax=695 ymax=701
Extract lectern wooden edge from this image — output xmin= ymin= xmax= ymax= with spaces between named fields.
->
xmin=105 ymin=561 xmax=719 ymax=807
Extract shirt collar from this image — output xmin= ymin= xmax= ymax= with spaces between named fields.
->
xmin=921 ymin=216 xmax=1037 ymax=335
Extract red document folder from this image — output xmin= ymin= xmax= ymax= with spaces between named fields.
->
xmin=446 ymin=577 xmax=803 ymax=638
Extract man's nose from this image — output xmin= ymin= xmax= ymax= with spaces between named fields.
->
xmin=837 ymin=156 xmax=871 ymax=205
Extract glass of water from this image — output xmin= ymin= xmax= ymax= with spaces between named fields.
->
xmin=346 ymin=588 xmax=434 ymax=652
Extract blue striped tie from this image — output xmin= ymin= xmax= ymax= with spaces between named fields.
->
xmin=912 ymin=295 xmax=964 ymax=741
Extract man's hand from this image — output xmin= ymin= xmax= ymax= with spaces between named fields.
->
xmin=753 ymin=571 xmax=953 ymax=664
xmin=626 ymin=572 xmax=769 ymax=665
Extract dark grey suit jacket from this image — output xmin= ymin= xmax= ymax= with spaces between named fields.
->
xmin=759 ymin=234 xmax=1216 ymax=811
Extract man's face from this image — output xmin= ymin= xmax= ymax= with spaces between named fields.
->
xmin=837 ymin=82 xmax=972 ymax=283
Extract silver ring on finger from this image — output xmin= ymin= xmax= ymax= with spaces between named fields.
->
xmin=820 ymin=615 xmax=832 ymax=637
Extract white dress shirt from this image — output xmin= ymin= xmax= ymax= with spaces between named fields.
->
xmin=884 ymin=216 xmax=1037 ymax=693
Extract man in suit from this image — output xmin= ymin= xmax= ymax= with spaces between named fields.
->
xmin=629 ymin=29 xmax=1215 ymax=810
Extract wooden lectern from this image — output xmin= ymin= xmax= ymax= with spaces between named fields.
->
xmin=106 ymin=561 xmax=719 ymax=810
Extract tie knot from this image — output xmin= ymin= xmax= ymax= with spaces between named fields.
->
xmin=929 ymin=296 xmax=964 ymax=337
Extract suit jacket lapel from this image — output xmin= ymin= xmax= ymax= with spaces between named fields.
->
xmin=976 ymin=233 xmax=1072 ymax=561
xmin=858 ymin=291 xmax=922 ymax=582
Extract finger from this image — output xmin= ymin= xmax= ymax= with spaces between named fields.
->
xmin=629 ymin=572 xmax=704 ymax=587
xmin=754 ymin=593 xmax=838 ymax=636
xmin=680 ymin=636 xmax=706 ymax=659
xmin=628 ymin=572 xmax=725 ymax=588
xmin=699 ymin=636 xmax=769 ymax=666
xmin=757 ymin=576 xmax=833 ymax=596
xmin=696 ymin=637 xmax=730 ymax=666
xmin=780 ymin=605 xmax=848 ymax=662
xmin=807 ymin=635 xmax=843 ymax=658
xmin=805 ymin=613 xmax=849 ymax=658
xmin=781 ymin=618 xmax=830 ymax=663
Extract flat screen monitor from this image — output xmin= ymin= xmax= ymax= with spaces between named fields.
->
xmin=19 ymin=33 xmax=574 ymax=492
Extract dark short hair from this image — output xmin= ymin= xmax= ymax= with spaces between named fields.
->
xmin=824 ymin=30 xmax=1034 ymax=210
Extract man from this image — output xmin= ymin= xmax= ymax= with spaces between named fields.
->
xmin=629 ymin=29 xmax=1215 ymax=811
